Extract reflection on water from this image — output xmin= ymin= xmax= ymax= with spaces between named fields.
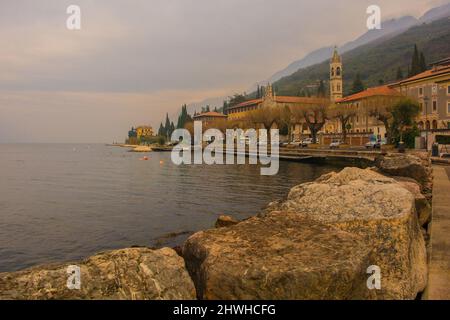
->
xmin=0 ymin=144 xmax=343 ymax=272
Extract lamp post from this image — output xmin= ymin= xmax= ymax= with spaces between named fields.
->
xmin=424 ymin=96 xmax=429 ymax=150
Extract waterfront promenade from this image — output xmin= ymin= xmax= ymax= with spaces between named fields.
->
xmin=425 ymin=165 xmax=450 ymax=299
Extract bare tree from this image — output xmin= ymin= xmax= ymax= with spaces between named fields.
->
xmin=329 ymin=103 xmax=358 ymax=143
xmin=302 ymin=102 xmax=329 ymax=144
xmin=363 ymin=95 xmax=402 ymax=144
xmin=246 ymin=106 xmax=280 ymax=135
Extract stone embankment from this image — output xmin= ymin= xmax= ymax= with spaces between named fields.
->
xmin=0 ymin=153 xmax=433 ymax=300
xmin=0 ymin=248 xmax=196 ymax=300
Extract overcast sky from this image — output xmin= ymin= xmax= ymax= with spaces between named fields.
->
xmin=0 ymin=0 xmax=447 ymax=143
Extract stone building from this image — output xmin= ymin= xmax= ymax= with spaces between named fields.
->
xmin=193 ymin=111 xmax=228 ymax=127
xmin=389 ymin=57 xmax=450 ymax=149
xmin=227 ymin=82 xmax=328 ymax=141
xmin=223 ymin=50 xmax=450 ymax=147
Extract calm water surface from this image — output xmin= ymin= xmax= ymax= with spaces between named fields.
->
xmin=0 ymin=144 xmax=343 ymax=272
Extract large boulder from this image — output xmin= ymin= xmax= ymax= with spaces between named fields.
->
xmin=183 ymin=211 xmax=375 ymax=300
xmin=0 ymin=247 xmax=196 ymax=300
xmin=393 ymin=176 xmax=431 ymax=227
xmin=375 ymin=153 xmax=433 ymax=199
xmin=278 ymin=167 xmax=427 ymax=299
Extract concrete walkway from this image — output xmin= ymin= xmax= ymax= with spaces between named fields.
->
xmin=424 ymin=165 xmax=450 ymax=300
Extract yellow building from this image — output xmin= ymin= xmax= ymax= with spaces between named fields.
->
xmin=135 ymin=126 xmax=154 ymax=139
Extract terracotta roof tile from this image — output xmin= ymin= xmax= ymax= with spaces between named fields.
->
xmin=390 ymin=65 xmax=450 ymax=86
xmin=193 ymin=111 xmax=227 ymax=118
xmin=337 ymin=85 xmax=401 ymax=103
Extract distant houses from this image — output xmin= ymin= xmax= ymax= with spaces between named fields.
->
xmin=126 ymin=125 xmax=154 ymax=145
xmin=134 ymin=49 xmax=450 ymax=149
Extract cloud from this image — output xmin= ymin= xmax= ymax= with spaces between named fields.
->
xmin=0 ymin=0 xmax=444 ymax=142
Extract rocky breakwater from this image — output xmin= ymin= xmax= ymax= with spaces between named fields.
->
xmin=184 ymin=164 xmax=430 ymax=300
xmin=0 ymin=247 xmax=196 ymax=300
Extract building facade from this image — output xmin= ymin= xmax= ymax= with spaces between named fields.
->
xmin=192 ymin=111 xmax=228 ymax=127
xmin=136 ymin=126 xmax=154 ymax=139
xmin=200 ymin=51 xmax=450 ymax=147
xmin=389 ymin=57 xmax=450 ymax=131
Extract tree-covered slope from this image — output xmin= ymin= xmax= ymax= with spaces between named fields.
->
xmin=272 ymin=17 xmax=450 ymax=97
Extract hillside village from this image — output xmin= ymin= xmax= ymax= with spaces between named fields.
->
xmin=128 ymin=45 xmax=450 ymax=153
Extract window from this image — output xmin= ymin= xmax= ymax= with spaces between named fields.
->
xmin=336 ymin=67 xmax=341 ymax=76
xmin=419 ymin=87 xmax=423 ymax=96
xmin=432 ymin=84 xmax=437 ymax=94
xmin=337 ymin=84 xmax=341 ymax=91
xmin=448 ymin=102 xmax=450 ymax=114
xmin=447 ymin=85 xmax=450 ymax=95
xmin=331 ymin=68 xmax=334 ymax=77
xmin=419 ymin=102 xmax=424 ymax=113
xmin=432 ymin=100 xmax=437 ymax=113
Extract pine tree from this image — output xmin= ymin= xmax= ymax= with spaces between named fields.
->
xmin=396 ymin=67 xmax=403 ymax=80
xmin=351 ymin=73 xmax=364 ymax=94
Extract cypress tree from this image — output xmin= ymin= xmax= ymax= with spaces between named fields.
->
xmin=158 ymin=122 xmax=165 ymax=137
xmin=164 ymin=113 xmax=171 ymax=137
xmin=317 ymin=80 xmax=326 ymax=97
xmin=410 ymin=44 xmax=420 ymax=76
xmin=396 ymin=67 xmax=403 ymax=80
xmin=351 ymin=73 xmax=364 ymax=94
xmin=419 ymin=52 xmax=427 ymax=72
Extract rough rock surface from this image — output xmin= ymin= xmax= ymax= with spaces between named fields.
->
xmin=393 ymin=176 xmax=431 ymax=227
xmin=0 ymin=247 xmax=196 ymax=300
xmin=277 ymin=167 xmax=427 ymax=299
xmin=215 ymin=215 xmax=239 ymax=228
xmin=375 ymin=153 xmax=433 ymax=199
xmin=184 ymin=211 xmax=374 ymax=300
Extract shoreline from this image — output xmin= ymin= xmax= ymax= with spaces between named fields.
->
xmin=0 ymin=152 xmax=440 ymax=299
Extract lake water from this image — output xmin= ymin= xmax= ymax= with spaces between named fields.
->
xmin=0 ymin=144 xmax=342 ymax=272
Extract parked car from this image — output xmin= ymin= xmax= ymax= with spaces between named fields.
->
xmin=329 ymin=140 xmax=343 ymax=149
xmin=365 ymin=140 xmax=385 ymax=149
xmin=301 ymin=138 xmax=314 ymax=148
xmin=289 ymin=141 xmax=302 ymax=147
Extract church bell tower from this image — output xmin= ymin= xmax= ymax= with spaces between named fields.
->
xmin=330 ymin=47 xmax=343 ymax=102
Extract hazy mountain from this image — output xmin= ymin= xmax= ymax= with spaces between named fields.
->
xmin=264 ymin=3 xmax=450 ymax=86
xmin=264 ymin=16 xmax=418 ymax=86
xmin=419 ymin=2 xmax=450 ymax=23
xmin=272 ymin=16 xmax=450 ymax=96
xmin=180 ymin=3 xmax=450 ymax=118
